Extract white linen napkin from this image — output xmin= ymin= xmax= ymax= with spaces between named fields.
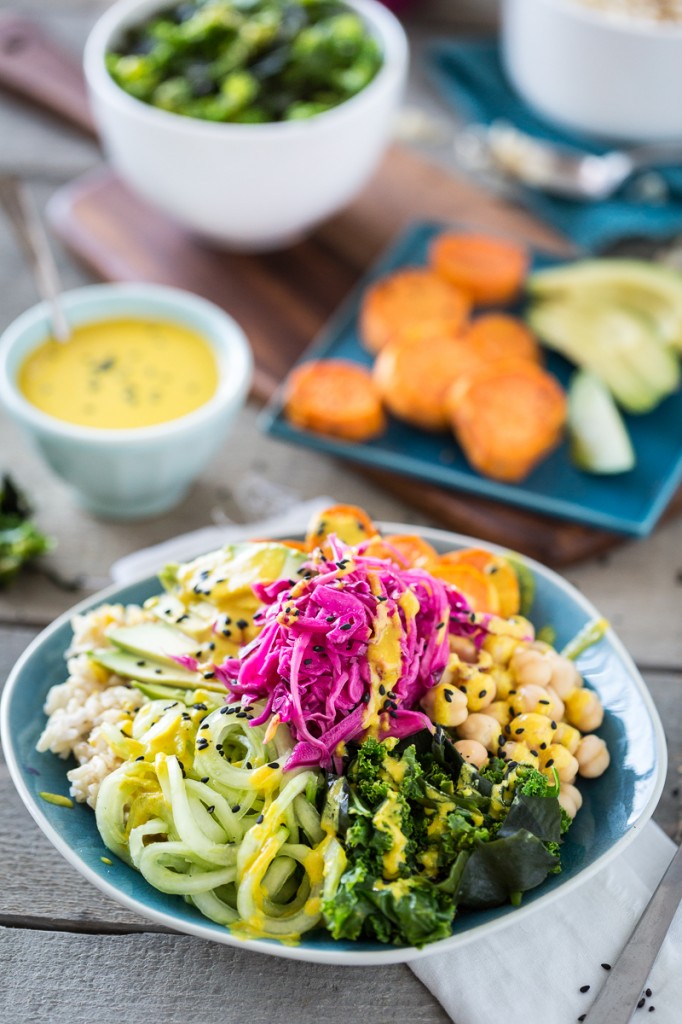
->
xmin=110 ymin=501 xmax=681 ymax=1024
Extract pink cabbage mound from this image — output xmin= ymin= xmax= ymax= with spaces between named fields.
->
xmin=216 ymin=540 xmax=484 ymax=770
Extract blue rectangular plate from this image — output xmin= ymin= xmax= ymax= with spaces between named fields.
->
xmin=261 ymin=221 xmax=682 ymax=537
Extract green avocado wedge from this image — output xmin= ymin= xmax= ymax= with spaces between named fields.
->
xmin=527 ymin=259 xmax=682 ymax=350
xmin=528 ymin=298 xmax=680 ymax=413
xmin=89 ymin=647 xmax=225 ymax=692
xmin=107 ymin=621 xmax=199 ymax=667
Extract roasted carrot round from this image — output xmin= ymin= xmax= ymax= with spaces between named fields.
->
xmin=440 ymin=548 xmax=521 ymax=617
xmin=447 ymin=359 xmax=567 ymax=483
xmin=305 ymin=504 xmax=378 ymax=551
xmin=460 ymin=314 xmax=541 ymax=365
xmin=383 ymin=534 xmax=439 ymax=570
xmin=430 ymin=561 xmax=500 ymax=614
xmin=373 ymin=334 xmax=467 ymax=432
xmin=430 ymin=233 xmax=528 ymax=306
xmin=359 ymin=268 xmax=470 ymax=354
xmin=284 ymin=360 xmax=385 ymax=443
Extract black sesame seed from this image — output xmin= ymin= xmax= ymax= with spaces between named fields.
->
xmin=444 ymin=689 xmax=453 ymax=703
xmin=177 ymin=614 xmax=189 ymax=622
xmin=498 ymin=734 xmax=505 ymax=746
xmin=377 ymin=596 xmax=388 ymax=603
xmin=313 ymin=645 xmax=324 ymax=652
xmin=268 ymin=762 xmax=278 ymax=769
xmin=580 ymin=985 xmax=590 ymax=993
xmin=236 ymin=711 xmax=247 ymax=719
xmin=545 ymin=757 xmax=555 ymax=767
xmin=203 ymin=672 xmax=216 ymax=679
xmin=245 ymin=762 xmax=252 ymax=770
xmin=326 ymin=615 xmax=336 ymax=623
xmin=304 ymin=658 xmax=313 ymax=665
xmin=530 ymin=749 xmax=538 ymax=757
xmin=540 ymin=742 xmax=548 ymax=750
xmin=459 ymin=684 xmax=468 ymax=693
xmin=436 ymin=622 xmax=444 ymax=630
xmin=539 ymin=699 xmax=550 ymax=705
xmin=223 ymin=629 xmax=232 ymax=638
xmin=135 ymin=755 xmax=144 ymax=761
xmin=182 ymin=713 xmax=191 ymax=721
xmin=638 ymin=998 xmax=645 ymax=1009
xmin=256 ymin=814 xmax=264 ymax=824
xmin=197 ymin=739 xmax=208 ymax=749
xmin=649 ymin=1007 xmax=655 ymax=1013
xmin=515 ymin=727 xmax=525 ymax=735
xmin=362 ymin=692 xmax=371 ymax=704
xmin=236 ymin=619 xmax=248 ymax=630
xmin=201 ymin=776 xmax=209 ymax=783
xmin=507 ymin=760 xmax=518 ymax=769
xmin=340 ymin=622 xmax=352 ymax=631
xmin=136 ymin=660 xmax=146 ymax=667
xmin=646 ymin=989 xmax=652 ymax=998
xmin=206 ymin=805 xmax=215 ymax=814
xmin=232 ymin=804 xmax=241 ymax=813
xmin=551 ymin=720 xmax=557 ymax=729
xmin=154 ymin=668 xmax=163 ymax=675
xmin=578 ymin=1017 xmax=586 ymax=1022
xmin=220 ymin=706 xmax=229 ymax=714
xmin=193 ymin=702 xmax=208 ymax=710
xmin=389 ymin=710 xmax=398 ymax=719
xmin=601 ymin=964 xmax=611 ymax=971
xmin=478 ymin=690 xmax=487 ymax=699
xmin=200 ymin=722 xmax=209 ymax=730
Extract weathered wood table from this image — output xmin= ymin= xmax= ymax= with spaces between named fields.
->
xmin=1 ymin=3 xmax=680 ymax=1022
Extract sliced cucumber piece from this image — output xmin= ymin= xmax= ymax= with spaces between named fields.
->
xmin=568 ymin=370 xmax=636 ymax=474
xmin=132 ymin=681 xmax=223 ymax=705
xmin=108 ymin=621 xmax=198 ymax=667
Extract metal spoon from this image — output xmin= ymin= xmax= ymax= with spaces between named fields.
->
xmin=0 ymin=175 xmax=70 ymax=341
xmin=455 ymin=120 xmax=682 ymax=202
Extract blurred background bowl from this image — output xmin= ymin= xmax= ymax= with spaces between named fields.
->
xmin=84 ymin=0 xmax=409 ymax=250
xmin=0 ymin=284 xmax=252 ymax=520
xmin=502 ymin=0 xmax=682 ymax=143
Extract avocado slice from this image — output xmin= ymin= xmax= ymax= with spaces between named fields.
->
xmin=528 ymin=259 xmax=682 ymax=350
xmin=90 ymin=647 xmax=225 ymax=692
xmin=131 ymin=681 xmax=224 ymax=705
xmin=528 ymin=298 xmax=680 ymax=413
xmin=108 ymin=622 xmax=199 ymax=667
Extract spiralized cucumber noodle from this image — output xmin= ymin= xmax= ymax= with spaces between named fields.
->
xmin=95 ymin=699 xmax=345 ymax=940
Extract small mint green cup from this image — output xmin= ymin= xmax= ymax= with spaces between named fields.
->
xmin=0 ymin=283 xmax=252 ymax=519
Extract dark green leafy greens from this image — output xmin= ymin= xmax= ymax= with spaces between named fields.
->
xmin=322 ymin=731 xmax=570 ymax=947
xmin=0 ymin=475 xmax=52 ymax=587
xmin=106 ymin=0 xmax=383 ymax=123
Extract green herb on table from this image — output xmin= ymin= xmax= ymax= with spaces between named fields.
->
xmin=106 ymin=0 xmax=383 ymax=124
xmin=0 ymin=474 xmax=53 ymax=587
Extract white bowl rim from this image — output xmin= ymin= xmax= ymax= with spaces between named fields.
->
xmin=0 ymin=282 xmax=253 ymax=445
xmin=518 ymin=0 xmax=682 ymax=39
xmin=84 ymin=0 xmax=409 ymax=138
xmin=0 ymin=520 xmax=668 ymax=966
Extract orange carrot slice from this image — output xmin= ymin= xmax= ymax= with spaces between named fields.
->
xmin=431 ymin=561 xmax=500 ymax=614
xmin=372 ymin=333 xmax=468 ymax=432
xmin=359 ymin=268 xmax=470 ymax=354
xmin=430 ymin=233 xmax=528 ymax=306
xmin=284 ymin=360 xmax=385 ymax=443
xmin=305 ymin=504 xmax=378 ymax=551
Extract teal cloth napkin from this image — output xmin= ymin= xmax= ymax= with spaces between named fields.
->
xmin=427 ymin=40 xmax=682 ymax=252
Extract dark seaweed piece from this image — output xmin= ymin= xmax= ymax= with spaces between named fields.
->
xmin=458 ymin=830 xmax=560 ymax=909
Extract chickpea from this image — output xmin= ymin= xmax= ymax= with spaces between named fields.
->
xmin=486 ymin=700 xmax=512 ymax=728
xmin=564 ymin=689 xmax=604 ymax=732
xmin=554 ymin=721 xmax=581 ymax=755
xmin=499 ymin=740 xmax=539 ymax=769
xmin=575 ymin=734 xmax=610 ymax=778
xmin=544 ymin=686 xmax=566 ymax=722
xmin=539 ymin=743 xmax=579 ymax=784
xmin=449 ymin=634 xmax=478 ymax=663
xmin=457 ymin=713 xmax=501 ymax=753
xmin=420 ymin=682 xmax=468 ymax=728
xmin=509 ymin=684 xmax=563 ymax=720
xmin=510 ymin=646 xmax=553 ymax=688
xmin=548 ymin=655 xmax=583 ymax=699
xmin=490 ymin=666 xmax=515 ymax=700
xmin=454 ymin=739 xmax=488 ymax=769
xmin=558 ymin=783 xmax=583 ymax=819
xmin=458 ymin=675 xmax=496 ymax=712
xmin=508 ymin=615 xmax=535 ymax=641
xmin=506 ymin=712 xmax=554 ymax=751
xmin=482 ymin=632 xmax=519 ymax=667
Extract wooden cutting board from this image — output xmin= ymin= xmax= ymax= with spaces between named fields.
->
xmin=3 ymin=11 xmax=680 ymax=565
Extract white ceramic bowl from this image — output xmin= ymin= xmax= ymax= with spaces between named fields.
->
xmin=0 ymin=284 xmax=252 ymax=519
xmin=502 ymin=0 xmax=682 ymax=143
xmin=84 ymin=0 xmax=408 ymax=250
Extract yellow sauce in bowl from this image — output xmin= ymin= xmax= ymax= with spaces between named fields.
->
xmin=18 ymin=319 xmax=219 ymax=429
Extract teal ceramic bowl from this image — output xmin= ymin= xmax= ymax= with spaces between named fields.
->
xmin=0 ymin=284 xmax=252 ymax=519
xmin=0 ymin=524 xmax=667 ymax=965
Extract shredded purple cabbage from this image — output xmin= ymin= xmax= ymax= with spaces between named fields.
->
xmin=215 ymin=540 xmax=485 ymax=770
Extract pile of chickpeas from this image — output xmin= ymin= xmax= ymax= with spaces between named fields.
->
xmin=420 ymin=615 xmax=610 ymax=820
